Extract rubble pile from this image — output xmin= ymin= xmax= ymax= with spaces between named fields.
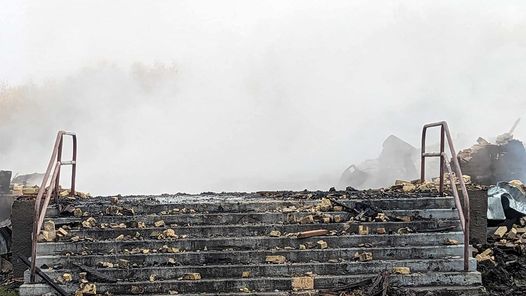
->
xmin=475 ymin=222 xmax=526 ymax=296
xmin=458 ymin=136 xmax=526 ymax=186
xmin=390 ymin=174 xmax=487 ymax=194
xmin=8 ymin=183 xmax=91 ymax=199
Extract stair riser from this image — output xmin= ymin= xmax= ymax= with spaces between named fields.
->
xmin=41 ymin=259 xmax=476 ymax=281
xmin=61 ymin=220 xmax=461 ymax=240
xmin=35 ymin=245 xmax=466 ymax=267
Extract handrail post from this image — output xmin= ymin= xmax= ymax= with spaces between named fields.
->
xmin=439 ymin=126 xmax=445 ymax=194
xmin=54 ymin=136 xmax=63 ymax=204
xmin=71 ymin=135 xmax=77 ymax=195
xmin=420 ymin=128 xmax=427 ymax=183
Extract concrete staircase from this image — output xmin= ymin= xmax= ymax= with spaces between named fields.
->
xmin=19 ymin=191 xmax=484 ymax=295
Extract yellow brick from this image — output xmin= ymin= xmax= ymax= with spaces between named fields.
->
xmin=291 ymin=276 xmax=314 ymax=290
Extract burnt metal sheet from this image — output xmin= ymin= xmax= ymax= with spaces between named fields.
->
xmin=487 ymin=181 xmax=526 ymax=220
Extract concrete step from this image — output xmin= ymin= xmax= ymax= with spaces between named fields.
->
xmin=60 ymin=220 xmax=461 ymax=240
xmin=41 ymin=258 xmax=477 ymax=282
xmin=18 ymin=286 xmax=486 ymax=296
xmin=37 ymin=232 xmax=464 ymax=255
xmin=18 ymin=285 xmax=291 ymax=296
xmin=46 ymin=196 xmax=457 ymax=216
xmin=49 ymin=209 xmax=460 ymax=226
xmin=34 ymin=245 xmax=467 ymax=268
xmin=120 ymin=287 xmax=487 ymax=296
xmin=19 ymin=272 xmax=482 ymax=294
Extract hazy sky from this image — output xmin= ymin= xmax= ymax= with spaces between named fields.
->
xmin=1 ymin=1 xmax=526 ymax=195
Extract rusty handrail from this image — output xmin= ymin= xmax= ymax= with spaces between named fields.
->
xmin=420 ymin=121 xmax=470 ymax=271
xmin=30 ymin=131 xmax=77 ymax=282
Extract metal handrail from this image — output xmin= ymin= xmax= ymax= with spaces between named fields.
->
xmin=420 ymin=121 xmax=470 ymax=271
xmin=30 ymin=131 xmax=77 ymax=282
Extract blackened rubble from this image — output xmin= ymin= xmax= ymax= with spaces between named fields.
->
xmin=474 ymin=219 xmax=526 ymax=296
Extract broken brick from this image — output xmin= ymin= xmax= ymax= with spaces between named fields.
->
xmin=182 ymin=273 xmax=201 ymax=280
xmin=291 ymin=276 xmax=314 ymax=290
xmin=266 ymin=255 xmax=286 ymax=264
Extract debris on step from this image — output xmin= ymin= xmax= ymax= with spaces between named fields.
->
xmin=376 ymin=227 xmax=386 ymax=234
xmin=242 ymin=271 xmax=251 ymax=278
xmin=40 ymin=220 xmax=56 ymax=242
xmin=444 ymin=238 xmax=459 ymax=245
xmin=353 ymin=251 xmax=373 ymax=262
xmin=154 ymin=220 xmax=165 ymax=227
xmin=266 ymin=255 xmax=287 ymax=264
xmin=291 ymin=276 xmax=314 ymax=291
xmin=358 ymin=225 xmax=369 ymax=235
xmin=73 ymin=208 xmax=83 ymax=217
xmin=282 ymin=206 xmax=297 ymax=213
xmin=181 ymin=273 xmax=201 ymax=280
xmin=56 ymin=273 xmax=72 ymax=284
xmin=333 ymin=215 xmax=344 ymax=223
xmin=97 ymin=261 xmax=114 ymax=268
xmin=110 ymin=223 xmax=127 ymax=229
xmin=56 ymin=227 xmax=68 ymax=238
xmin=317 ymin=240 xmax=328 ymax=249
xmin=75 ymin=282 xmax=96 ymax=296
xmin=163 ymin=228 xmax=177 ymax=238
xmin=396 ymin=216 xmax=412 ymax=223
xmin=397 ymin=227 xmax=412 ymax=234
xmin=239 ymin=287 xmax=250 ymax=293
xmin=130 ymin=285 xmax=145 ymax=294
xmin=299 ymin=215 xmax=315 ymax=224
xmin=118 ymin=259 xmax=130 ymax=269
xmin=81 ymin=217 xmax=97 ymax=228
xmin=374 ymin=213 xmax=388 ymax=222
xmin=392 ymin=267 xmax=411 ymax=274
xmin=297 ymin=229 xmax=328 ymax=238
xmin=317 ymin=198 xmax=333 ymax=212
xmin=269 ymin=230 xmax=282 ymax=237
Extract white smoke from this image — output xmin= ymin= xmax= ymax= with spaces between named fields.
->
xmin=1 ymin=1 xmax=526 ymax=195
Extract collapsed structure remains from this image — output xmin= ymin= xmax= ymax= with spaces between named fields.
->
xmin=8 ymin=120 xmax=526 ymax=295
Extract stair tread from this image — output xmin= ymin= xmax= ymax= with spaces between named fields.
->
xmin=36 ymin=244 xmax=468 ymax=258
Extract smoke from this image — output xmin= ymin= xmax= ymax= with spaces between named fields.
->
xmin=1 ymin=1 xmax=526 ymax=195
